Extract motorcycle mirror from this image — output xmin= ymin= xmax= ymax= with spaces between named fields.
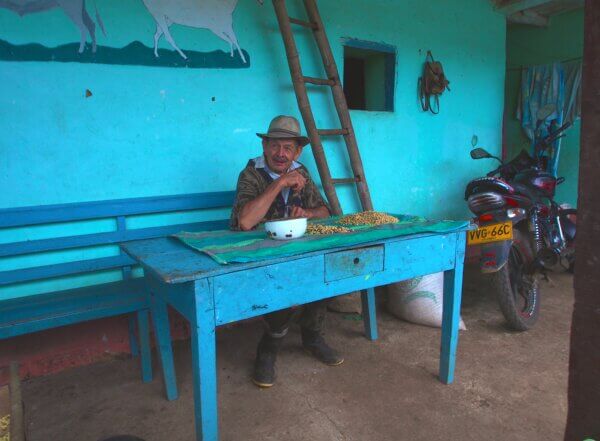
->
xmin=537 ymin=104 xmax=557 ymax=121
xmin=470 ymin=147 xmax=493 ymax=160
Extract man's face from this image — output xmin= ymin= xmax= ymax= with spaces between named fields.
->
xmin=262 ymin=138 xmax=302 ymax=174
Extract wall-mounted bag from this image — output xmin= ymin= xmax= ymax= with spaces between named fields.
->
xmin=418 ymin=50 xmax=450 ymax=114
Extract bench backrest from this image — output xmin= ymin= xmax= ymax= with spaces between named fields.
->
xmin=0 ymin=191 xmax=236 ymax=288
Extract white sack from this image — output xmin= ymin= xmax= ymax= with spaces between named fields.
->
xmin=387 ymin=272 xmax=466 ymax=331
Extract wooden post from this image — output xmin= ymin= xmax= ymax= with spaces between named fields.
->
xmin=565 ymin=1 xmax=600 ymax=439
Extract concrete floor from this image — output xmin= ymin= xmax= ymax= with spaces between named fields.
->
xmin=21 ymin=270 xmax=573 ymax=441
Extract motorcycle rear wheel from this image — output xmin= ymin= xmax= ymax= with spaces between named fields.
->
xmin=489 ymin=229 xmax=540 ymax=331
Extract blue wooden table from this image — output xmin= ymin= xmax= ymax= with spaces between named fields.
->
xmin=121 ymin=228 xmax=467 ymax=441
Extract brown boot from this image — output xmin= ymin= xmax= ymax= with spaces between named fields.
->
xmin=252 ymin=333 xmax=284 ymax=388
xmin=301 ymin=329 xmax=344 ymax=366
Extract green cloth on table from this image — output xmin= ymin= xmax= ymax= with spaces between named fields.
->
xmin=174 ymin=214 xmax=469 ymax=265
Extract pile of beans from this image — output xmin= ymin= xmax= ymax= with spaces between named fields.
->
xmin=338 ymin=211 xmax=399 ymax=226
xmin=306 ymin=224 xmax=351 ymax=235
xmin=306 ymin=211 xmax=398 ymax=235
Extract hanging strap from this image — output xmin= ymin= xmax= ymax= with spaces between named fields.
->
xmin=418 ymin=78 xmax=440 ymax=114
xmin=418 ymin=50 xmax=447 ymax=114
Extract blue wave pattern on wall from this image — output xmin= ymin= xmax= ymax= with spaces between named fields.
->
xmin=0 ymin=39 xmax=250 ymax=68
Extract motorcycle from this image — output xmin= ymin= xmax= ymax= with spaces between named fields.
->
xmin=464 ymin=109 xmax=576 ymax=331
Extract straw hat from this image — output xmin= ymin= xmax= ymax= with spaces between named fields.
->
xmin=257 ymin=115 xmax=310 ymax=147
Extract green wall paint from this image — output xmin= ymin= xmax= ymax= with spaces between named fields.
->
xmin=364 ymin=51 xmax=386 ymax=111
xmin=504 ymin=9 xmax=584 ymax=206
xmin=0 ymin=0 xmax=506 ymax=297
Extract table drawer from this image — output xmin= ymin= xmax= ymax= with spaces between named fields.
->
xmin=324 ymin=245 xmax=384 ymax=282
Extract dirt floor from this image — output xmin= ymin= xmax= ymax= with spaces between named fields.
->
xmin=21 ymin=269 xmax=573 ymax=441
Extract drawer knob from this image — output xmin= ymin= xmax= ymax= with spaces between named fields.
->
xmin=324 ymin=245 xmax=383 ymax=282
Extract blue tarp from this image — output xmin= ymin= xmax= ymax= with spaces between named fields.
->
xmin=517 ymin=60 xmax=582 ymax=176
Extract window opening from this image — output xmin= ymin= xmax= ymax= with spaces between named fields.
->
xmin=342 ymin=39 xmax=396 ymax=112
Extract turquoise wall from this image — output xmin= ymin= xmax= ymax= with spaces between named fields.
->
xmin=504 ymin=9 xmax=584 ymax=206
xmin=0 ymin=0 xmax=506 ymax=297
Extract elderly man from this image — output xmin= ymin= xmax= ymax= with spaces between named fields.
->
xmin=230 ymin=115 xmax=344 ymax=388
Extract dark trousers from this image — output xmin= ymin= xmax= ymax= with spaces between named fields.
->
xmin=263 ymin=299 xmax=327 ymax=337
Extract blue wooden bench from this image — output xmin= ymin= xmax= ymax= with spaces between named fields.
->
xmin=0 ymin=191 xmax=235 ymax=396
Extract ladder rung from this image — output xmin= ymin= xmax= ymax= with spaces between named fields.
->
xmin=289 ymin=17 xmax=317 ymax=29
xmin=332 ymin=178 xmax=359 ymax=185
xmin=303 ymin=76 xmax=335 ymax=86
xmin=317 ymin=129 xmax=350 ymax=136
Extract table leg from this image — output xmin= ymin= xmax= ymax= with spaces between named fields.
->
xmin=361 ymin=287 xmax=378 ymax=341
xmin=440 ymin=234 xmax=466 ymax=384
xmin=150 ymin=293 xmax=179 ymax=401
xmin=137 ymin=309 xmax=153 ymax=383
xmin=191 ymin=281 xmax=218 ymax=441
xmin=127 ymin=314 xmax=140 ymax=358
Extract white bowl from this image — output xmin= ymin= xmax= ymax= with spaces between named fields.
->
xmin=265 ymin=217 xmax=308 ymax=240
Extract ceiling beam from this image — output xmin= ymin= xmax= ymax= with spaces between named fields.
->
xmin=496 ymin=0 xmax=555 ymax=15
xmin=508 ymin=9 xmax=550 ymax=26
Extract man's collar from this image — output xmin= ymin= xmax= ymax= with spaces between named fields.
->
xmin=252 ymin=156 xmax=301 ymax=175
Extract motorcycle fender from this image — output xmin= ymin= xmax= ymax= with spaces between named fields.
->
xmin=479 ymin=240 xmax=512 ymax=273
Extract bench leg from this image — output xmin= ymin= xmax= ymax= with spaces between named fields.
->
xmin=440 ymin=264 xmax=464 ymax=384
xmin=137 ymin=310 xmax=153 ymax=383
xmin=151 ymin=294 xmax=179 ymax=401
xmin=127 ymin=314 xmax=140 ymax=357
xmin=361 ymin=287 xmax=378 ymax=341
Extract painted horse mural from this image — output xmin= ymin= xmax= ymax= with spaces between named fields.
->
xmin=0 ymin=0 xmax=106 ymax=53
xmin=141 ymin=0 xmax=263 ymax=64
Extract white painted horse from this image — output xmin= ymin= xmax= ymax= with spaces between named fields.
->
xmin=141 ymin=0 xmax=263 ymax=63
xmin=0 ymin=0 xmax=105 ymax=53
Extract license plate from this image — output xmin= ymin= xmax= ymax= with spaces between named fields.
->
xmin=467 ymin=222 xmax=513 ymax=245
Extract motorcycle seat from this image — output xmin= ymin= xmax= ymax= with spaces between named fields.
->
xmin=511 ymin=182 xmax=537 ymax=200
xmin=464 ymin=177 xmax=514 ymax=200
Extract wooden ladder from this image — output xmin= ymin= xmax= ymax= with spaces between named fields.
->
xmin=272 ymin=0 xmax=373 ymax=215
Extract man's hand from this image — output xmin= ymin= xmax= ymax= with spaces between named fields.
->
xmin=278 ymin=170 xmax=306 ymax=192
xmin=238 ymin=169 xmax=327 ymax=231
xmin=290 ymin=205 xmax=330 ymax=220
xmin=238 ymin=170 xmax=307 ymax=230
xmin=290 ymin=206 xmax=309 ymax=218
